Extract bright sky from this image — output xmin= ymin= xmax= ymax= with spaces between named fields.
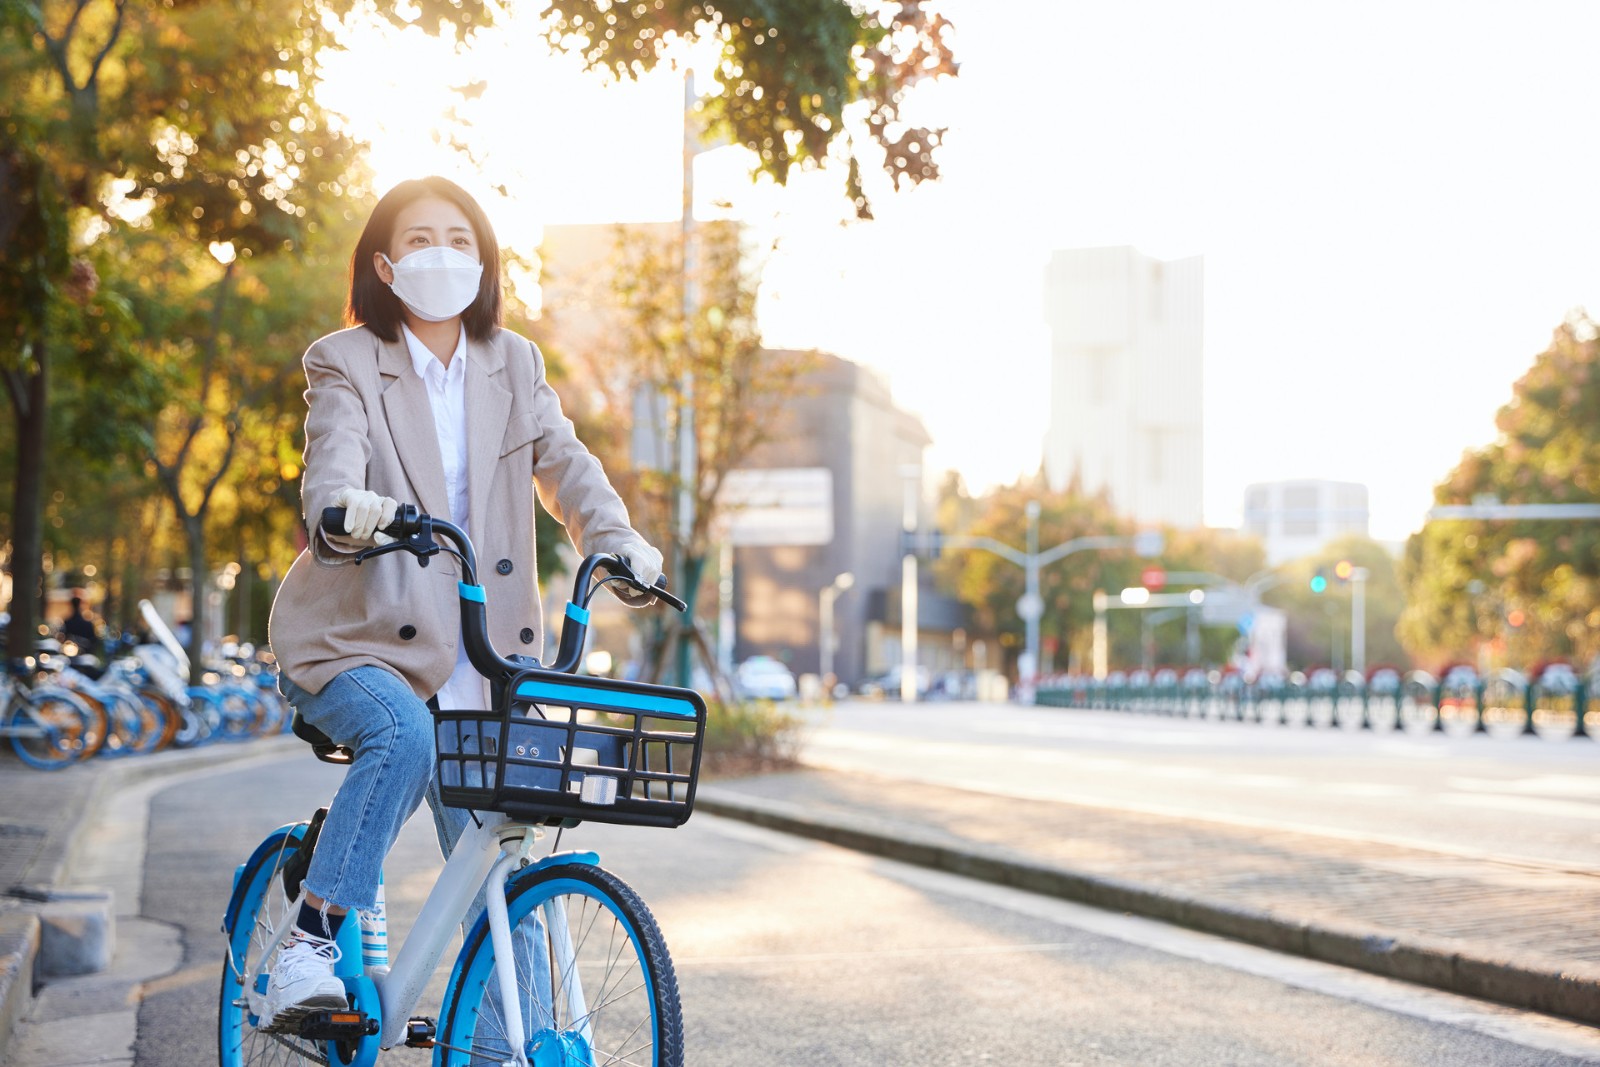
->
xmin=318 ymin=1 xmax=1600 ymax=543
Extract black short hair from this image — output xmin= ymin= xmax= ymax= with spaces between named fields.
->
xmin=346 ymin=176 xmax=503 ymax=342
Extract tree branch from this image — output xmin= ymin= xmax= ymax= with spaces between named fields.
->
xmin=25 ymin=1 xmax=79 ymax=92
xmin=175 ymin=259 xmax=236 ymax=479
xmin=197 ymin=414 xmax=241 ymax=509
xmin=86 ymin=0 xmax=128 ymax=91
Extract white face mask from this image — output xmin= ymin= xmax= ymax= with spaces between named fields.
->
xmin=381 ymin=246 xmax=483 ymax=322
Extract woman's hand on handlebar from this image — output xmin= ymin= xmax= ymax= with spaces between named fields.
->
xmin=591 ymin=550 xmax=686 ymax=612
xmin=615 ymin=538 xmax=663 ymax=590
xmin=331 ymin=487 xmax=398 ymax=545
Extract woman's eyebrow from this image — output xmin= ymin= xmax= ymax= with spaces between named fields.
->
xmin=401 ymin=224 xmax=473 ymax=234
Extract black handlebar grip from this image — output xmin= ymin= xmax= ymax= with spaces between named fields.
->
xmin=320 ymin=503 xmax=420 ymax=539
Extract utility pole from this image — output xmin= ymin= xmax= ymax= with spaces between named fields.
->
xmin=820 ymin=572 xmax=854 ymax=691
xmin=1351 ymin=566 xmax=1368 ymax=675
xmin=900 ymin=465 xmax=920 ymax=703
xmin=673 ymin=69 xmax=699 ymax=689
xmin=1019 ymin=502 xmax=1042 ymax=695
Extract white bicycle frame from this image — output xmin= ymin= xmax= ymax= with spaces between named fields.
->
xmin=244 ymin=811 xmax=586 ymax=1067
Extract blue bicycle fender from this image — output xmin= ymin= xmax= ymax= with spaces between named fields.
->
xmin=221 ymin=822 xmax=308 ymax=938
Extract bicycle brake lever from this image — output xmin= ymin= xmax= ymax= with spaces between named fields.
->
xmin=352 ymin=516 xmax=440 ymax=568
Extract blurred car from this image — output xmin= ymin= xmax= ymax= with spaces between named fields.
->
xmin=857 ymin=664 xmax=930 ymax=700
xmin=736 ymin=655 xmax=798 ymax=701
xmin=928 ymin=669 xmax=977 ymax=701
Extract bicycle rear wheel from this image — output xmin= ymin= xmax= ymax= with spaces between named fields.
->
xmin=437 ymin=861 xmax=683 ymax=1067
xmin=7 ymin=688 xmax=97 ymax=769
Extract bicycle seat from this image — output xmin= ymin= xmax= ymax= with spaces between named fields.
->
xmin=291 ymin=711 xmax=354 ymax=765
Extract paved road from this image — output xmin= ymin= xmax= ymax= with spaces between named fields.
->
xmin=31 ymin=754 xmax=1600 ymax=1065
xmin=803 ymin=700 xmax=1600 ymax=869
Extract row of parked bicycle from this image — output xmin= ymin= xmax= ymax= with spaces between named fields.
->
xmin=1035 ymin=661 xmax=1596 ymax=740
xmin=0 ymin=638 xmax=293 ymax=770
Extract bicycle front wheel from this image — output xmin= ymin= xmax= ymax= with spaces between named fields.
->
xmin=438 ymin=862 xmax=683 ymax=1067
xmin=218 ymin=826 xmax=334 ymax=1067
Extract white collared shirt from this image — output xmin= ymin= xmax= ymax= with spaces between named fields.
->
xmin=401 ymin=323 xmax=470 ymax=534
xmin=400 ymin=323 xmax=485 ymax=711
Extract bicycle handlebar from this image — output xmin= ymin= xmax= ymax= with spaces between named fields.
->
xmin=317 ymin=504 xmax=685 ymax=682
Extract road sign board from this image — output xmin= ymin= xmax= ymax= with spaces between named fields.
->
xmin=1141 ymin=566 xmax=1166 ymax=591
xmin=716 ymin=467 xmax=833 ymax=546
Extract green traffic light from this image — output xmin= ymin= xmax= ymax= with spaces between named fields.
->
xmin=1310 ymin=574 xmax=1328 ymax=594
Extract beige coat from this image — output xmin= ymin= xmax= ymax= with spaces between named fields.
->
xmin=268 ymin=325 xmax=641 ymax=698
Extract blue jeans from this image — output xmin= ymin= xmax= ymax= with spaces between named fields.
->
xmin=280 ymin=666 xmax=471 ymax=911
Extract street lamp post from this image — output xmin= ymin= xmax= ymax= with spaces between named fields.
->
xmin=945 ymin=522 xmax=1163 ymax=697
xmin=900 ymin=465 xmax=921 ymax=704
xmin=1019 ymin=502 xmax=1043 ymax=693
xmin=1351 ymin=566 xmax=1368 ymax=675
xmin=819 ymin=571 xmax=854 ymax=692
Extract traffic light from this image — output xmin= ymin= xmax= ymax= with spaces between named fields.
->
xmin=1506 ymin=608 xmax=1526 ymax=629
xmin=1333 ymin=559 xmax=1354 ymax=582
xmin=1310 ymin=567 xmax=1328 ymax=594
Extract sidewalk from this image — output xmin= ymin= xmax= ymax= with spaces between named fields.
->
xmin=699 ymin=767 xmax=1600 ymax=1027
xmin=0 ymin=738 xmax=299 ymax=1059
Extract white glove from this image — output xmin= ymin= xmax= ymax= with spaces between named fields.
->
xmin=333 ymin=486 xmax=398 ymax=545
xmin=615 ymin=538 xmax=664 ymax=602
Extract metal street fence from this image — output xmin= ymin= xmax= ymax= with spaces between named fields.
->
xmin=1036 ymin=663 xmax=1594 ymax=741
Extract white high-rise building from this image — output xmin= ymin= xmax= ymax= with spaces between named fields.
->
xmin=1042 ymin=246 xmax=1203 ymax=528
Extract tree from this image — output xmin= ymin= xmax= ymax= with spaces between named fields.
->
xmin=0 ymin=0 xmax=492 ymax=662
xmin=548 ymin=220 xmax=814 ymax=684
xmin=932 ymin=473 xmax=1144 ymax=676
xmin=540 ymin=0 xmax=957 ymax=218
xmin=1398 ymin=314 xmax=1600 ymax=670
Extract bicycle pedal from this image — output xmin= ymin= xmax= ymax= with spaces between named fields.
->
xmin=296 ymin=1008 xmax=379 ymax=1041
xmin=404 ymin=1016 xmax=437 ymax=1047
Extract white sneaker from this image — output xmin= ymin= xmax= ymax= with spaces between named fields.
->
xmin=263 ymin=931 xmax=347 ymax=1031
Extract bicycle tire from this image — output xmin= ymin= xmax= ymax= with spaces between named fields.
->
xmin=120 ymin=685 xmax=167 ymax=755
xmin=436 ymin=861 xmax=683 ymax=1067
xmin=137 ymin=686 xmax=182 ymax=751
xmin=174 ymin=690 xmax=214 ymax=748
xmin=97 ymin=683 xmax=154 ymax=757
xmin=218 ymin=825 xmax=368 ymax=1067
xmin=215 ymin=686 xmax=261 ymax=741
xmin=75 ymin=691 xmax=110 ymax=759
xmin=7 ymin=687 xmax=97 ymax=770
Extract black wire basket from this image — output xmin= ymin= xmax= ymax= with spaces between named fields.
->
xmin=433 ymin=669 xmax=707 ymax=828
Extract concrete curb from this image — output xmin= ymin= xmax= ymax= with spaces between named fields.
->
xmin=0 ymin=736 xmax=300 ymax=1063
xmin=697 ymin=787 xmax=1600 ymax=1027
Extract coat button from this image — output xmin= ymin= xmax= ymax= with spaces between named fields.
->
xmin=519 ymin=627 xmax=535 ymax=644
xmin=399 ymin=625 xmax=417 ymax=641
xmin=496 ymin=558 xmax=514 ymax=576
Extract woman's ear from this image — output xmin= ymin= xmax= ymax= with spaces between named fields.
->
xmin=373 ymin=251 xmax=395 ymax=285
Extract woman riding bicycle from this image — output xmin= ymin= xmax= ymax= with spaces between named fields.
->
xmin=264 ymin=176 xmax=662 ymax=1029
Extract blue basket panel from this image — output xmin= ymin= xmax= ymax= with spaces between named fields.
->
xmin=511 ymin=679 xmax=699 ymax=719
